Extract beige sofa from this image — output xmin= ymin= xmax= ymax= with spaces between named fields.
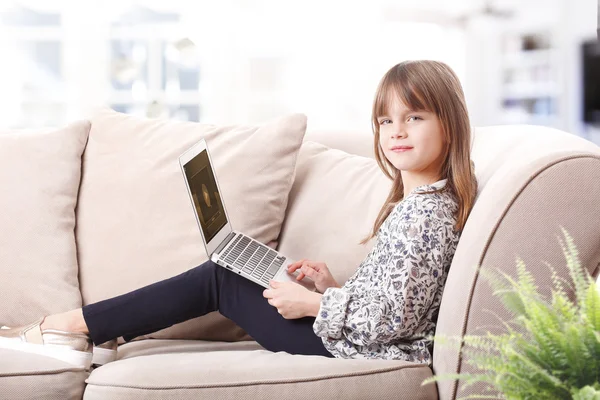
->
xmin=1 ymin=109 xmax=600 ymax=400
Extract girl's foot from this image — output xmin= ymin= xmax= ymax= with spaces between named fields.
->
xmin=39 ymin=311 xmax=118 ymax=367
xmin=0 ymin=316 xmax=93 ymax=370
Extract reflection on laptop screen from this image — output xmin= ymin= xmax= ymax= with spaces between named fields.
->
xmin=183 ymin=149 xmax=227 ymax=243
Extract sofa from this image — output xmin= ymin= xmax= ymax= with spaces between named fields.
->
xmin=1 ymin=108 xmax=599 ymax=400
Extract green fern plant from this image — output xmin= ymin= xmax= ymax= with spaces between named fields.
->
xmin=424 ymin=227 xmax=600 ymax=399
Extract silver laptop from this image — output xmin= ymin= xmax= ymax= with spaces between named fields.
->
xmin=179 ymin=139 xmax=315 ymax=291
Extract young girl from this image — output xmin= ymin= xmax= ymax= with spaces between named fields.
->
xmin=0 ymin=60 xmax=477 ymax=368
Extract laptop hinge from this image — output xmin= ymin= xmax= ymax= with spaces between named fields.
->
xmin=214 ymin=231 xmax=237 ymax=255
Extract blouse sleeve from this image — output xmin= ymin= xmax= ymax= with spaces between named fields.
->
xmin=312 ymin=198 xmax=452 ymax=346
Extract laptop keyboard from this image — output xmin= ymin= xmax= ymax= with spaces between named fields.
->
xmin=220 ymin=235 xmax=286 ymax=285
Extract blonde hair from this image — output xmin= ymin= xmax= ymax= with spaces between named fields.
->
xmin=360 ymin=60 xmax=477 ymax=245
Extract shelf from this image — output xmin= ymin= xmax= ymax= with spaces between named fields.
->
xmin=503 ymin=48 xmax=556 ymax=68
xmin=502 ymin=82 xmax=559 ymax=99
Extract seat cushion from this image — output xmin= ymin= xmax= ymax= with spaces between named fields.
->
xmin=114 ymin=338 xmax=266 ymax=359
xmin=0 ymin=349 xmax=88 ymax=400
xmin=83 ymin=340 xmax=437 ymax=400
xmin=0 ymin=121 xmax=90 ymax=327
xmin=76 ymin=110 xmax=307 ymax=342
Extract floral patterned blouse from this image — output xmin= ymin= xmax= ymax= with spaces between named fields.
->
xmin=312 ymin=178 xmax=461 ymax=364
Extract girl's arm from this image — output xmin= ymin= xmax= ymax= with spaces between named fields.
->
xmin=313 ymin=201 xmax=453 ymax=346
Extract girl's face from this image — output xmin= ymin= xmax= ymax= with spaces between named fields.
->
xmin=377 ymin=97 xmax=445 ymax=180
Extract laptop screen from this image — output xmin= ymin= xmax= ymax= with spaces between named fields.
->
xmin=182 ymin=149 xmax=228 ymax=244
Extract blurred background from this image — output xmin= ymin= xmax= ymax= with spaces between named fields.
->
xmin=0 ymin=0 xmax=598 ymax=143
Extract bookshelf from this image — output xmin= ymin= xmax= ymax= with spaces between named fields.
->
xmin=499 ymin=29 xmax=562 ymax=127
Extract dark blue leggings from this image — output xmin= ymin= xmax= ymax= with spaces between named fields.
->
xmin=81 ymin=260 xmax=333 ymax=358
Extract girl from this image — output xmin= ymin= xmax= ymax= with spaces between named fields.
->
xmin=0 ymin=60 xmax=477 ymax=368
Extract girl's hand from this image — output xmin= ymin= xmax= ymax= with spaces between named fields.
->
xmin=263 ymin=280 xmax=322 ymax=319
xmin=287 ymin=259 xmax=341 ymax=294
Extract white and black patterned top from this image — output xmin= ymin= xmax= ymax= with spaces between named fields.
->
xmin=312 ymin=178 xmax=461 ymax=364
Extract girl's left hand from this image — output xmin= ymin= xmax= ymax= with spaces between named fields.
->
xmin=263 ymin=280 xmax=322 ymax=319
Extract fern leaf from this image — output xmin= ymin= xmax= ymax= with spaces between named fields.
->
xmin=558 ymin=227 xmax=588 ymax=304
xmin=584 ymin=281 xmax=600 ymax=331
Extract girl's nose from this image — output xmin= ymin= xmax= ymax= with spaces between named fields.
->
xmin=391 ymin=128 xmax=406 ymax=139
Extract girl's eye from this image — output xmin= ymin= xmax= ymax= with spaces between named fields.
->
xmin=379 ymin=119 xmax=391 ymax=125
xmin=408 ymin=116 xmax=422 ymax=122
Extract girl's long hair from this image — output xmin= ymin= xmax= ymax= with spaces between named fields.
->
xmin=360 ymin=60 xmax=477 ymax=245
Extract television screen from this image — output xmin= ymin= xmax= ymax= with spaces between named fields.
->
xmin=582 ymin=40 xmax=600 ymax=125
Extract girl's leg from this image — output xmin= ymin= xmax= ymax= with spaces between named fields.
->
xmin=81 ymin=260 xmax=333 ymax=358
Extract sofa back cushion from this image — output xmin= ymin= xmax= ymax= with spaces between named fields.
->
xmin=76 ymin=109 xmax=307 ymax=341
xmin=277 ymin=141 xmax=391 ymax=284
xmin=303 ymin=130 xmax=376 ymax=159
xmin=0 ymin=122 xmax=90 ymax=327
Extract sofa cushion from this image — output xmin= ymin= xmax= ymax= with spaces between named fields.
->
xmin=0 ymin=349 xmax=88 ymax=400
xmin=277 ymin=141 xmax=391 ymax=284
xmin=83 ymin=339 xmax=437 ymax=400
xmin=76 ymin=109 xmax=307 ymax=342
xmin=0 ymin=122 xmax=90 ymax=327
xmin=304 ymin=130 xmax=375 ymax=159
xmin=115 ymin=338 xmax=266 ymax=359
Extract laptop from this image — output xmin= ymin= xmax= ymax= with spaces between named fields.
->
xmin=178 ymin=139 xmax=315 ymax=291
